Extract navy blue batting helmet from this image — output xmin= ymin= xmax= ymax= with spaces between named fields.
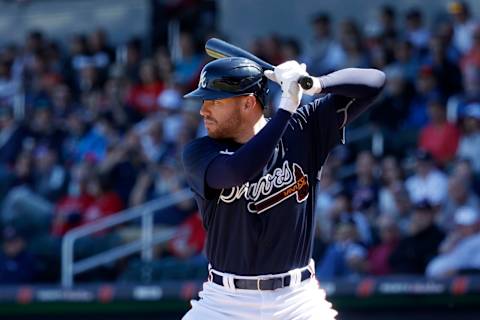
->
xmin=184 ymin=57 xmax=268 ymax=107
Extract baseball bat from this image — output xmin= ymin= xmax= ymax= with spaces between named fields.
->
xmin=205 ymin=38 xmax=313 ymax=90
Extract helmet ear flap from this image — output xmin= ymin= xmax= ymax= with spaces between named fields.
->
xmin=255 ymin=76 xmax=269 ymax=108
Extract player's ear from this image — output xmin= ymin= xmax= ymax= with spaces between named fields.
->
xmin=243 ymin=95 xmax=257 ymax=111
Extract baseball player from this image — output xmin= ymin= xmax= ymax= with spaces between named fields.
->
xmin=182 ymin=57 xmax=385 ymax=319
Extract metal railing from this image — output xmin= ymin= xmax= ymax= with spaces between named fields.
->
xmin=61 ymin=188 xmax=193 ymax=288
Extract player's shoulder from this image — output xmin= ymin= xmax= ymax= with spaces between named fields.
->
xmin=182 ymin=136 xmax=224 ymax=163
xmin=184 ymin=136 xmax=213 ymax=156
xmin=298 ymin=94 xmax=333 ymax=113
xmin=184 ymin=136 xmax=211 ymax=151
xmin=288 ymin=95 xmax=331 ymax=124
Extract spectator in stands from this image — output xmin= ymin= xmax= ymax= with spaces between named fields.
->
xmin=389 ymin=40 xmax=420 ymax=84
xmin=405 ymin=149 xmax=448 ymax=206
xmin=327 ymin=191 xmax=372 ymax=245
xmin=141 ymin=211 xmax=208 ymax=281
xmin=32 ymin=145 xmax=67 ymax=202
xmin=154 ymin=47 xmax=175 ymax=84
xmin=317 ymin=218 xmax=367 ymax=279
xmin=426 ymin=206 xmax=480 ymax=278
xmin=418 ymin=96 xmax=460 ymax=165
xmin=440 ymin=174 xmax=480 ymax=230
xmin=376 ymin=5 xmax=398 ymax=62
xmin=1 ymin=151 xmax=53 ymax=227
xmin=102 ymin=64 xmax=135 ymax=129
xmin=0 ymin=58 xmax=18 ymax=106
xmin=448 ymin=1 xmax=478 ymax=54
xmin=389 ymin=199 xmax=445 ymax=274
xmin=457 ymin=102 xmax=480 ymax=173
xmin=460 ymin=25 xmax=480 ymax=72
xmin=437 ymin=21 xmax=462 ymax=64
xmin=66 ymin=34 xmax=91 ymax=92
xmin=138 ymin=118 xmax=173 ymax=164
xmin=27 ymin=48 xmax=63 ymax=103
xmin=339 ymin=19 xmax=369 ymax=68
xmin=78 ymin=64 xmax=104 ymax=108
xmin=82 ymin=172 xmax=123 ymax=226
xmin=99 ymin=128 xmax=148 ymax=205
xmin=74 ymin=112 xmax=118 ymax=163
xmin=87 ymin=28 xmax=115 ymax=71
xmin=426 ymin=34 xmax=463 ymax=97
xmin=29 ymin=103 xmax=66 ymax=158
xmin=315 ymin=163 xmax=342 ymax=241
xmin=173 ymin=32 xmax=203 ymax=90
xmin=348 ymin=150 xmax=379 ymax=221
xmin=389 ymin=183 xmax=413 ymax=234
xmin=371 ymin=67 xmax=413 ymax=131
xmin=0 ymin=225 xmax=36 ymax=284
xmin=123 ymin=38 xmax=143 ymax=84
xmin=18 ymin=31 xmax=46 ymax=81
xmin=126 ymin=59 xmax=164 ymax=115
xmin=44 ymin=40 xmax=65 ymax=77
xmin=167 ymin=211 xmax=206 ymax=259
xmin=0 ymin=107 xmax=28 ymax=166
xmin=451 ymin=158 xmax=480 ymax=197
xmin=51 ymin=160 xmax=95 ymax=236
xmin=365 ymin=215 xmax=400 ymax=275
xmin=280 ymin=38 xmax=303 ymax=63
xmin=257 ymin=35 xmax=284 ymax=67
xmin=405 ymin=66 xmax=440 ymax=131
xmin=130 ymin=159 xmax=194 ymax=226
xmin=378 ymin=156 xmax=405 ymax=216
xmin=404 ymin=8 xmax=430 ymax=55
xmin=306 ymin=13 xmax=345 ymax=75
xmin=50 ymin=84 xmax=77 ymax=120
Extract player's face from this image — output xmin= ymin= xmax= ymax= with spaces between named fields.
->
xmin=200 ymin=97 xmax=243 ymax=139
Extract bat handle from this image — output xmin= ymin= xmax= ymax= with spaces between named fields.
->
xmin=298 ymin=76 xmax=313 ymax=90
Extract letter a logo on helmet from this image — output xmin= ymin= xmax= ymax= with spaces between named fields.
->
xmin=184 ymin=57 xmax=268 ymax=107
xmin=200 ymin=70 xmax=207 ymax=88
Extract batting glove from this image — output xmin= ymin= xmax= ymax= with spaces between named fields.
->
xmin=265 ymin=61 xmax=306 ymax=113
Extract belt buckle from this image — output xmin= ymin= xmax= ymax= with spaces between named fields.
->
xmin=257 ymin=275 xmax=286 ymax=291
xmin=281 ymin=274 xmax=288 ymax=288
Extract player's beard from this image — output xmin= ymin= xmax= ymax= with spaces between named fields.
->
xmin=206 ymin=108 xmax=242 ymax=140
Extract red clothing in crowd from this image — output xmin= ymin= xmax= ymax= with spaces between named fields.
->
xmin=367 ymin=241 xmax=398 ymax=275
xmin=126 ymin=82 xmax=164 ymax=114
xmin=419 ymin=122 xmax=460 ymax=165
xmin=52 ymin=194 xmax=96 ymax=236
xmin=168 ymin=212 xmax=206 ymax=259
xmin=83 ymin=191 xmax=124 ymax=224
xmin=460 ymin=42 xmax=480 ymax=71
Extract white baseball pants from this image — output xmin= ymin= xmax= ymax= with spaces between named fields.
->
xmin=182 ymin=266 xmax=337 ymax=319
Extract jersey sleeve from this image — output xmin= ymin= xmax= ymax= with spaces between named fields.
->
xmin=182 ymin=137 xmax=220 ymax=200
xmin=294 ymin=95 xmax=346 ymax=171
xmin=294 ymin=68 xmax=385 ymax=172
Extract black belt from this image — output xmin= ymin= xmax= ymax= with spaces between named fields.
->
xmin=210 ymin=269 xmax=313 ymax=291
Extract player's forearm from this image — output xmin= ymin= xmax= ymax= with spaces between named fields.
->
xmin=318 ymin=68 xmax=386 ymax=98
xmin=206 ymin=109 xmax=291 ymax=189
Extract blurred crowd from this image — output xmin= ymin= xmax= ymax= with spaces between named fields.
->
xmin=0 ymin=1 xmax=479 ymax=284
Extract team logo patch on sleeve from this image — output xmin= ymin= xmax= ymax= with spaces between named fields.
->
xmin=220 ymin=161 xmax=309 ymax=214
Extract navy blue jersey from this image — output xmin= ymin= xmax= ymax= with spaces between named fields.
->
xmin=183 ymin=94 xmax=345 ymax=275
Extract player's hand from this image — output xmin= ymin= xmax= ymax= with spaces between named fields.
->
xmin=265 ymin=61 xmax=305 ymax=113
xmin=265 ymin=61 xmax=322 ymax=97
xmin=264 ymin=60 xmax=306 ymax=92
